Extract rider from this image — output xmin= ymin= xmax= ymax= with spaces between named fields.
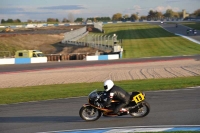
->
xmin=102 ymin=79 xmax=130 ymax=115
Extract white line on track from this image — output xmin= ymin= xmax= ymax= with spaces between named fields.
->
xmin=37 ymin=125 xmax=200 ymax=133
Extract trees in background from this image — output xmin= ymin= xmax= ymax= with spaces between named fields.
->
xmin=130 ymin=14 xmax=139 ymax=21
xmin=1 ymin=19 xmax=6 ymax=23
xmin=74 ymin=18 xmax=83 ymax=22
xmin=163 ymin=9 xmax=181 ymax=19
xmin=86 ymin=17 xmax=111 ymax=22
xmin=62 ymin=18 xmax=70 ymax=23
xmin=96 ymin=17 xmax=111 ymax=22
xmin=47 ymin=18 xmax=59 ymax=23
xmin=123 ymin=14 xmax=130 ymax=21
xmin=147 ymin=10 xmax=163 ymax=20
xmin=112 ymin=13 xmax=122 ymax=21
xmin=140 ymin=16 xmax=147 ymax=20
xmin=193 ymin=9 xmax=200 ymax=17
xmin=1 ymin=18 xmax=21 ymax=23
xmin=111 ymin=8 xmax=200 ymax=21
xmin=1 ymin=8 xmax=200 ymax=24
xmin=163 ymin=9 xmax=174 ymax=18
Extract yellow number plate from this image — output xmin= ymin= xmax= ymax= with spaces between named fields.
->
xmin=133 ymin=93 xmax=145 ymax=104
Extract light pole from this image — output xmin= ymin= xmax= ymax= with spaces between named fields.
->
xmin=107 ymin=35 xmax=110 ymax=46
xmin=112 ymin=34 xmax=117 ymax=46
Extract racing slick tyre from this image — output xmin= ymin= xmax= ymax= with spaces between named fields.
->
xmin=79 ymin=106 xmax=102 ymax=121
xmin=129 ymin=100 xmax=150 ymax=118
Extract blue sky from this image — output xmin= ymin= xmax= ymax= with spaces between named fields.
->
xmin=0 ymin=0 xmax=199 ymax=22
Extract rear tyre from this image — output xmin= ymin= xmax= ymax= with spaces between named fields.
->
xmin=79 ymin=106 xmax=102 ymax=121
xmin=129 ymin=101 xmax=150 ymax=118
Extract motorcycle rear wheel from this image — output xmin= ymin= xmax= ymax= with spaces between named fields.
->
xmin=79 ymin=106 xmax=102 ymax=121
xmin=129 ymin=101 xmax=150 ymax=118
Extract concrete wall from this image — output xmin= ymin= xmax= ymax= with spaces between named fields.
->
xmin=0 ymin=58 xmax=15 ymax=65
xmin=86 ymin=54 xmax=119 ymax=61
xmin=0 ymin=57 xmax=47 ymax=65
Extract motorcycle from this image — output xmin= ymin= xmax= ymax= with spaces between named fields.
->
xmin=79 ymin=90 xmax=150 ymax=121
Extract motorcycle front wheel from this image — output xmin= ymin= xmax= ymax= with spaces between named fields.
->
xmin=79 ymin=105 xmax=102 ymax=121
xmin=129 ymin=101 xmax=150 ymax=118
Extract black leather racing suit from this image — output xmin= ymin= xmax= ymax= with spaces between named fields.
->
xmin=103 ymin=85 xmax=130 ymax=114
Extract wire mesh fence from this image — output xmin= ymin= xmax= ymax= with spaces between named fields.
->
xmin=61 ymin=25 xmax=122 ymax=52
xmin=62 ymin=33 xmax=120 ymax=52
xmin=81 ymin=34 xmax=119 ymax=52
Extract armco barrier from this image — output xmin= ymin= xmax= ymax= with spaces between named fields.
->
xmin=31 ymin=57 xmax=48 ymax=63
xmin=0 ymin=57 xmax=47 ymax=65
xmin=0 ymin=54 xmax=119 ymax=64
xmin=0 ymin=58 xmax=15 ymax=65
xmin=0 ymin=26 xmax=6 ymax=28
xmin=86 ymin=54 xmax=119 ymax=61
xmin=15 ymin=58 xmax=31 ymax=64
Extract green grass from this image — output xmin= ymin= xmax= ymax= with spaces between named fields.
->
xmin=103 ymin=23 xmax=200 ymax=58
xmin=181 ymin=22 xmax=200 ymax=30
xmin=139 ymin=131 xmax=200 ymax=133
xmin=0 ymin=76 xmax=200 ymax=104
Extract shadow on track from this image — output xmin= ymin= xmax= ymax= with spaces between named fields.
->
xmin=0 ymin=116 xmax=82 ymax=123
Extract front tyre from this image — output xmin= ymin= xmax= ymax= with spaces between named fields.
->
xmin=79 ymin=105 xmax=102 ymax=121
xmin=129 ymin=101 xmax=150 ymax=118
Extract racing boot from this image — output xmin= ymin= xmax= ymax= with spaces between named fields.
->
xmin=119 ymin=108 xmax=129 ymax=115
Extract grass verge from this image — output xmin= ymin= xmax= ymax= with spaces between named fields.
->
xmin=0 ymin=76 xmax=200 ymax=104
xmin=180 ymin=22 xmax=200 ymax=30
xmin=142 ymin=131 xmax=200 ymax=133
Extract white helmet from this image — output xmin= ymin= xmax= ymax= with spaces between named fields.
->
xmin=104 ymin=80 xmax=114 ymax=92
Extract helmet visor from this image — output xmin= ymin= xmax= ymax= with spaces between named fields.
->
xmin=104 ymin=85 xmax=108 ymax=90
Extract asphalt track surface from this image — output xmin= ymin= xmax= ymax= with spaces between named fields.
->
xmin=150 ymin=22 xmax=200 ymax=42
xmin=0 ymin=87 xmax=200 ymax=133
xmin=0 ymin=55 xmax=200 ymax=73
